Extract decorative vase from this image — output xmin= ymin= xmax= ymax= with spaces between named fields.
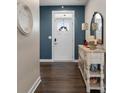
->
xmin=90 ymin=64 xmax=98 ymax=72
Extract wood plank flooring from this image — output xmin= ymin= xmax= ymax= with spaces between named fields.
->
xmin=35 ymin=62 xmax=100 ymax=93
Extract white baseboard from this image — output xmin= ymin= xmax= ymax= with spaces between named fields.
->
xmin=40 ymin=59 xmax=53 ymax=62
xmin=74 ymin=60 xmax=78 ymax=62
xmin=28 ymin=76 xmax=41 ymax=93
xmin=40 ymin=59 xmax=78 ymax=62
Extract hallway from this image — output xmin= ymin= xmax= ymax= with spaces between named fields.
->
xmin=17 ymin=0 xmax=106 ymax=93
xmin=35 ymin=62 xmax=86 ymax=93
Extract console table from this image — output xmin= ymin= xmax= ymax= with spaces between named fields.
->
xmin=78 ymin=45 xmax=105 ymax=93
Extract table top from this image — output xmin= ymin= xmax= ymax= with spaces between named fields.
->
xmin=78 ymin=45 xmax=105 ymax=53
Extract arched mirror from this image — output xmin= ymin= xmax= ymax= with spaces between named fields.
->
xmin=90 ymin=12 xmax=103 ymax=44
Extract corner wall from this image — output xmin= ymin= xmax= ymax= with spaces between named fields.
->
xmin=17 ymin=0 xmax=40 ymax=93
xmin=85 ymin=0 xmax=106 ymax=48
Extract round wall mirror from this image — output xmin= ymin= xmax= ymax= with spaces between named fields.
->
xmin=90 ymin=12 xmax=103 ymax=44
xmin=17 ymin=2 xmax=33 ymax=35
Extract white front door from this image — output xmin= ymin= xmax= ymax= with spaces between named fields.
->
xmin=52 ymin=11 xmax=74 ymax=62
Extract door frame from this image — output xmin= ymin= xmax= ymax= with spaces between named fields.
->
xmin=52 ymin=10 xmax=75 ymax=62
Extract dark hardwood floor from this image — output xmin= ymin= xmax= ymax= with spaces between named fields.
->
xmin=35 ymin=62 xmax=100 ymax=93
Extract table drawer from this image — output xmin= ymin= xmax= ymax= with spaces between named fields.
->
xmin=87 ymin=53 xmax=104 ymax=59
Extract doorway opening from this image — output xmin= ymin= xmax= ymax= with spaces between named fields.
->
xmin=52 ymin=11 xmax=75 ymax=62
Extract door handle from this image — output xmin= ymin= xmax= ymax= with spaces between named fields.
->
xmin=54 ymin=38 xmax=57 ymax=45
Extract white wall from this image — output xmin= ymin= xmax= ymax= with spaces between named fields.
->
xmin=17 ymin=0 xmax=40 ymax=93
xmin=85 ymin=0 xmax=106 ymax=48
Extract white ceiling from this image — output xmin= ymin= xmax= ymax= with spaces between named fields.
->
xmin=40 ymin=0 xmax=89 ymax=6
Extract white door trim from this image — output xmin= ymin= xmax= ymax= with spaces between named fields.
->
xmin=52 ymin=10 xmax=75 ymax=62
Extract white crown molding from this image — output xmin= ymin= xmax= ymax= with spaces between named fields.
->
xmin=40 ymin=0 xmax=88 ymax=6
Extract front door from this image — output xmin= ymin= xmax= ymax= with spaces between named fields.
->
xmin=52 ymin=11 xmax=74 ymax=62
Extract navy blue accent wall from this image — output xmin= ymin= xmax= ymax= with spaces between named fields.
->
xmin=40 ymin=6 xmax=85 ymax=59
